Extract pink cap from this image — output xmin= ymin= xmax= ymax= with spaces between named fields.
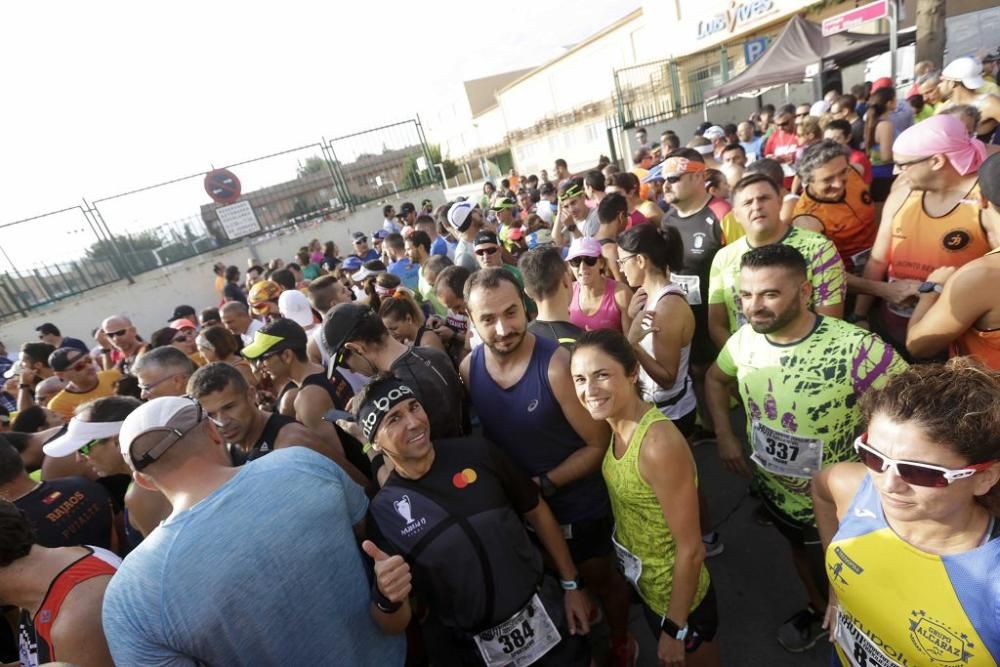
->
xmin=169 ymin=318 xmax=197 ymax=331
xmin=566 ymin=236 xmax=601 ymax=261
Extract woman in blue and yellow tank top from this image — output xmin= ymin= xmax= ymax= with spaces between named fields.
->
xmin=813 ymin=358 xmax=1000 ymax=667
xmin=569 ymin=329 xmax=720 ymax=667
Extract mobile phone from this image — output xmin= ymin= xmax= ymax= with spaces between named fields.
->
xmin=326 ymin=409 xmax=356 ymax=423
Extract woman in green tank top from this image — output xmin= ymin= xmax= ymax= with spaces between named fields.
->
xmin=570 ymin=329 xmax=720 ymax=666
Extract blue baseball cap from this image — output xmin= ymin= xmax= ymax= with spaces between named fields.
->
xmin=341 ymin=256 xmax=363 ymax=271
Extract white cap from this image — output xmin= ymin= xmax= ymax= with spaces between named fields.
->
xmin=447 ymin=201 xmax=476 ymax=233
xmin=810 ymin=100 xmax=830 ymax=117
xmin=43 ymin=417 xmax=125 ymax=458
xmin=942 ymin=56 xmax=985 ymax=91
xmin=119 ymin=396 xmax=201 ymax=470
xmin=278 ymin=290 xmax=314 ymax=328
xmin=703 ymin=125 xmax=726 ymax=141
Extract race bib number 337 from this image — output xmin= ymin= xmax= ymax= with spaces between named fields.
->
xmin=750 ymin=421 xmax=823 ymax=479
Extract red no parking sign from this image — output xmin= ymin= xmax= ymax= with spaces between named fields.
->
xmin=204 ymin=168 xmax=242 ymax=204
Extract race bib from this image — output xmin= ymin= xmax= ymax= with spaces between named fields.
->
xmin=611 ymin=530 xmax=643 ymax=586
xmin=849 ymin=248 xmax=872 ymax=275
xmin=835 ymin=608 xmax=902 ymax=667
xmin=474 ymin=594 xmax=561 ymax=667
xmin=750 ymin=421 xmax=823 ymax=479
xmin=671 ymin=274 xmax=702 ymax=305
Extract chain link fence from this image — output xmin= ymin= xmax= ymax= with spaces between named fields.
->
xmin=0 ymin=119 xmax=441 ymax=321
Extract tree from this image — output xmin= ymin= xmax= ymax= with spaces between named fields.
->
xmin=298 ymin=156 xmax=330 ymax=178
xmin=400 ymin=144 xmax=458 ymax=189
xmin=915 ymin=0 xmax=946 ymax=69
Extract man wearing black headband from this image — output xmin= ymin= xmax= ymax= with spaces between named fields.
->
xmin=358 ymin=375 xmax=593 ymax=666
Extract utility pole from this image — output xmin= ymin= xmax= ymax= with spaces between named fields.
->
xmin=915 ymin=0 xmax=946 ymax=68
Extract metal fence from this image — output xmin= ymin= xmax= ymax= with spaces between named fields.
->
xmin=606 ymin=46 xmax=748 ymax=163
xmin=0 ymin=118 xmax=440 ymax=321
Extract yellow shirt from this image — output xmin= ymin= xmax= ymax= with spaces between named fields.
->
xmin=47 ymin=370 xmax=122 ymax=420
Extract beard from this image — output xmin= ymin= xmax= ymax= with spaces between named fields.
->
xmin=747 ymin=302 xmax=800 ymax=334
xmin=485 ymin=328 xmax=525 ymax=356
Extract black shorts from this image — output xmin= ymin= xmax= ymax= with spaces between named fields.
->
xmin=529 ymin=514 xmax=614 ymax=563
xmin=420 ymin=574 xmax=591 ymax=666
xmin=671 ymin=409 xmax=698 ymax=439
xmin=640 ymin=583 xmax=720 ymax=649
xmin=762 ymin=498 xmax=827 ymax=594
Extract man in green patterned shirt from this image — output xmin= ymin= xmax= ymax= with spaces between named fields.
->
xmin=707 ymin=173 xmax=846 ymax=349
xmin=706 ymin=243 xmax=906 ymax=653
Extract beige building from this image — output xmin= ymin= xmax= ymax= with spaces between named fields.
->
xmin=433 ymin=0 xmax=999 ymax=178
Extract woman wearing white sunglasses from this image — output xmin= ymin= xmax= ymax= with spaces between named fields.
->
xmin=812 ymin=358 xmax=1000 ymax=667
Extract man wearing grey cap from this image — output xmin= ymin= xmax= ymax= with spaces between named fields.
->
xmin=101 ymin=396 xmax=405 ymax=665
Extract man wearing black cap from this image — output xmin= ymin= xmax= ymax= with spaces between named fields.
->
xmin=46 ymin=347 xmax=121 ymax=420
xmin=322 ymin=303 xmax=466 ymax=442
xmin=554 ymin=178 xmax=600 ymax=243
xmin=35 ymin=323 xmax=89 ymax=355
xmin=906 ymin=153 xmax=1000 ymax=367
xmin=351 ymin=231 xmax=381 ymax=263
xmin=399 ymin=202 xmax=417 ymax=228
xmin=167 ymin=305 xmax=197 ymax=324
xmin=358 ymin=375 xmax=592 ymax=666
xmin=101 ymin=396 xmax=405 ymax=665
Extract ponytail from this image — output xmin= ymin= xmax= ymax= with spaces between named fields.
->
xmin=864 ymin=87 xmax=895 ymax=150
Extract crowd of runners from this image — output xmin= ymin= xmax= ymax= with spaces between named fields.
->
xmin=2 ymin=52 xmax=1000 ymax=667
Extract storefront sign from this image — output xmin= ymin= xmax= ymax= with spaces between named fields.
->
xmin=821 ymin=0 xmax=889 ymax=37
xmin=697 ymin=0 xmax=777 ymax=40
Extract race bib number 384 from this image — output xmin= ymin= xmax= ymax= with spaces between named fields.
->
xmin=750 ymin=421 xmax=823 ymax=479
xmin=474 ymin=594 xmax=561 ymax=667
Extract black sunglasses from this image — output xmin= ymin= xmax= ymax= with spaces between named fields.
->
xmin=475 ymin=246 xmax=499 ymax=256
xmin=569 ymin=256 xmax=599 ymax=267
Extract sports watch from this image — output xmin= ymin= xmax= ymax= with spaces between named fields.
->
xmin=660 ymin=616 xmax=689 ymax=641
xmin=917 ymin=281 xmax=943 ymax=294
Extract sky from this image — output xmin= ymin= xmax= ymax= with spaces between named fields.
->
xmin=0 ymin=0 xmax=637 ymax=269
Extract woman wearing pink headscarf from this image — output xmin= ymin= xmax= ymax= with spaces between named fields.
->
xmin=847 ymin=114 xmax=998 ymax=359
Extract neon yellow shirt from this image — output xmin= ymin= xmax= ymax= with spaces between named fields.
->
xmin=716 ymin=316 xmax=907 ymax=523
xmin=708 ymin=226 xmax=846 ymax=334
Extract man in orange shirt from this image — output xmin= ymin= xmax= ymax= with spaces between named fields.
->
xmin=906 ymin=153 xmax=1000 ymax=366
xmin=791 ymin=140 xmax=876 ymax=277
xmin=851 ymin=114 xmax=999 ymax=357
xmin=47 ymin=348 xmax=121 ymax=420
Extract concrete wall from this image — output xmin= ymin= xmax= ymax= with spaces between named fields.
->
xmin=0 ymin=185 xmax=444 ymax=351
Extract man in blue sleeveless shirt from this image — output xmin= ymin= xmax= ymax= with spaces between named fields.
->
xmin=460 ymin=268 xmax=637 ymax=665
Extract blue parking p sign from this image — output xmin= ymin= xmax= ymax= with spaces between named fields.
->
xmin=744 ymin=38 xmax=768 ymax=66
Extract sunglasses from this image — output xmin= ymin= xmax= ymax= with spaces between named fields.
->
xmin=172 ymin=335 xmax=190 ymax=344
xmin=106 ymin=329 xmax=129 ymax=338
xmin=854 ymin=435 xmax=995 ymax=488
xmin=78 ymin=438 xmax=102 ymax=457
xmin=475 ymin=246 xmax=499 ymax=256
xmin=665 ymin=175 xmax=683 ymax=184
xmin=895 ymin=155 xmax=935 ymax=170
xmin=569 ymin=256 xmax=599 ymax=268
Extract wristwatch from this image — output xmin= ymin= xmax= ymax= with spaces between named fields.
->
xmin=845 ymin=313 xmax=868 ymax=324
xmin=918 ymin=281 xmax=943 ymax=294
xmin=559 ymin=575 xmax=584 ymax=591
xmin=660 ymin=616 xmax=689 ymax=641
xmin=538 ymin=473 xmax=558 ymax=498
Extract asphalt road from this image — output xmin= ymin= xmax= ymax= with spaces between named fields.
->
xmin=626 ymin=437 xmax=834 ymax=667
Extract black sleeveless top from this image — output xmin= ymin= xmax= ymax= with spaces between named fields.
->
xmin=249 ymin=412 xmax=297 ymax=461
xmin=300 ymin=370 xmax=353 ymax=410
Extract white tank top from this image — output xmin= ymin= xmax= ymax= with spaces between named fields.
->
xmin=639 ymin=283 xmax=697 ymax=420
